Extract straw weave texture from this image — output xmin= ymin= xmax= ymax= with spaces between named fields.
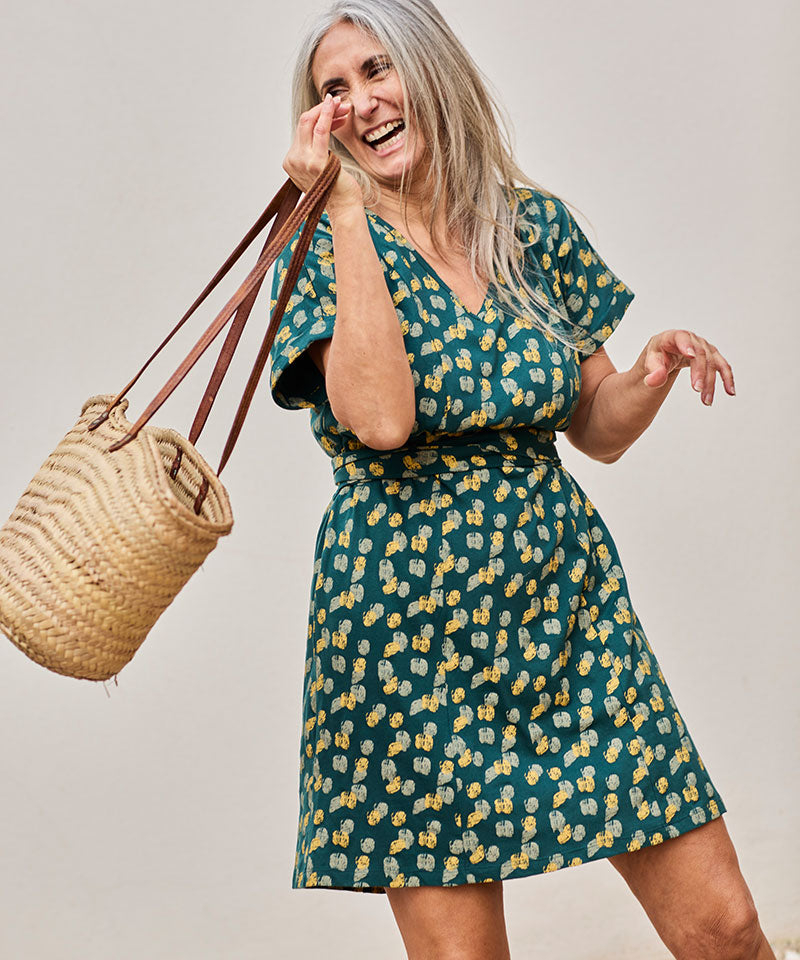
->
xmin=0 ymin=394 xmax=233 ymax=681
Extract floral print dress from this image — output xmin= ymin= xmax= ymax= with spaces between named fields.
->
xmin=267 ymin=185 xmax=727 ymax=893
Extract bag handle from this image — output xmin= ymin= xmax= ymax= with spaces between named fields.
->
xmin=166 ymin=180 xmax=300 ymax=485
xmin=184 ymin=184 xmax=299 ymax=451
xmin=89 ymin=175 xmax=300 ymax=434
xmin=90 ymin=152 xmax=339 ymax=442
xmin=88 ymin=152 xmax=341 ymax=510
xmin=216 ymin=180 xmax=330 ymax=476
xmin=183 ymin=176 xmax=332 ymax=513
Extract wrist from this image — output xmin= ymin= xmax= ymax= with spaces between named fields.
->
xmin=326 ymin=195 xmax=365 ymax=228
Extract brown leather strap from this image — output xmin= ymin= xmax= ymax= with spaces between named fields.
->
xmin=165 ymin=183 xmax=301 ymax=486
xmin=215 ymin=177 xmax=332 ymax=478
xmin=187 ymin=181 xmax=334 ymax=513
xmin=187 ymin=182 xmax=300 ymax=446
xmin=90 ymin=152 xmax=341 ymax=500
xmin=104 ymin=153 xmax=339 ymax=453
xmin=87 ymin=175 xmax=301 ymax=430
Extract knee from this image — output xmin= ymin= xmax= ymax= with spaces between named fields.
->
xmin=683 ymin=897 xmax=763 ymax=960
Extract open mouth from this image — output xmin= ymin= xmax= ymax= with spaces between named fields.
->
xmin=363 ymin=119 xmax=406 ymax=151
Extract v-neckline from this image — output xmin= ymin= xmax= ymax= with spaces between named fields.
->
xmin=365 ymin=208 xmax=493 ymax=317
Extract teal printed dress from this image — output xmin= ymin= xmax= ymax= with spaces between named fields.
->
xmin=267 ymin=186 xmax=727 ymax=893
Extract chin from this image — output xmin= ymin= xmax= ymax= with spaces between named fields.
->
xmin=360 ymin=146 xmax=427 ymax=183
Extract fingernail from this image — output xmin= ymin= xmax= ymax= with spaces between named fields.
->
xmin=324 ymin=92 xmax=331 ymax=102
xmin=686 ymin=346 xmax=696 ymax=357
xmin=693 ymin=380 xmax=702 ymax=392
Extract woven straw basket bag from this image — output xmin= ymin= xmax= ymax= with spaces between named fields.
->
xmin=0 ymin=153 xmax=341 ymax=682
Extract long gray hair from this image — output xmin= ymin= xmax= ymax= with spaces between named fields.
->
xmin=289 ymin=0 xmax=587 ymax=351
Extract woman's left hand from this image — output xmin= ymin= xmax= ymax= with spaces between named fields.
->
xmin=638 ymin=329 xmax=735 ymax=405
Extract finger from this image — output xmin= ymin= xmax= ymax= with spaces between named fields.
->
xmin=330 ymin=98 xmax=351 ymax=130
xmin=643 ymin=352 xmax=669 ymax=387
xmin=699 ymin=341 xmax=719 ymax=405
xmin=693 ymin=337 xmax=723 ymax=405
xmin=667 ymin=329 xmax=699 ymax=386
xmin=711 ymin=350 xmax=737 ymax=402
xmin=298 ymin=99 xmax=328 ymax=130
xmin=672 ymin=329 xmax=698 ymax=365
xmin=332 ymin=106 xmax=350 ymax=124
xmin=702 ymin=343 xmax=719 ymax=404
xmin=718 ymin=353 xmax=736 ymax=396
xmin=296 ymin=96 xmax=335 ymax=151
xmin=643 ymin=330 xmax=688 ymax=385
xmin=689 ymin=337 xmax=709 ymax=398
xmin=703 ymin=342 xmax=735 ymax=397
xmin=702 ymin=362 xmax=717 ymax=406
xmin=294 ymin=117 xmax=319 ymax=162
xmin=312 ymin=93 xmax=337 ymax=146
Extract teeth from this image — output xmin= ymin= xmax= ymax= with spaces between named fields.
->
xmin=369 ymin=128 xmax=405 ymax=152
xmin=364 ymin=119 xmax=403 ymax=143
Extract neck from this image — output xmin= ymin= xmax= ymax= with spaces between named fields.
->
xmin=369 ymin=183 xmax=451 ymax=247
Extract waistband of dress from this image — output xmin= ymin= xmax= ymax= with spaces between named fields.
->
xmin=332 ymin=425 xmax=561 ymax=486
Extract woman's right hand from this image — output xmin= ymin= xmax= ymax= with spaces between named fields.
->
xmin=282 ymin=93 xmax=363 ymax=213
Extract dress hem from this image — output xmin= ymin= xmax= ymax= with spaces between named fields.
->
xmin=290 ymin=796 xmax=728 ymax=894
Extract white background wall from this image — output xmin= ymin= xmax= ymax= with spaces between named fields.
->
xmin=0 ymin=1 xmax=797 ymax=957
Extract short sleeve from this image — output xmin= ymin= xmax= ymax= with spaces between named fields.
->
xmin=546 ymin=195 xmax=635 ymax=360
xmin=267 ymin=212 xmax=336 ymax=410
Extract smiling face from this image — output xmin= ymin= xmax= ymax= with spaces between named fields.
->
xmin=311 ymin=20 xmax=429 ymax=190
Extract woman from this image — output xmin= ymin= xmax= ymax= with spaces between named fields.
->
xmin=268 ymin=1 xmax=773 ymax=957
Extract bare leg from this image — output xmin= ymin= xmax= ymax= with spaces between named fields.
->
xmin=608 ymin=815 xmax=775 ymax=959
xmin=383 ymin=879 xmax=511 ymax=960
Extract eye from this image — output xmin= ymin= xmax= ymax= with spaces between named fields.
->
xmin=323 ymin=61 xmax=391 ymax=101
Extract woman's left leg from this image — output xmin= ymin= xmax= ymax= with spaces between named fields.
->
xmin=607 ymin=815 xmax=775 ymax=960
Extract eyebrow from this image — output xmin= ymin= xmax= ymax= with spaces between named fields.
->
xmin=319 ymin=55 xmax=389 ymax=97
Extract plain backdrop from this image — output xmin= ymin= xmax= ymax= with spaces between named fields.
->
xmin=1 ymin=1 xmax=798 ymax=958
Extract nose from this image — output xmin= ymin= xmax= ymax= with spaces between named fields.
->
xmin=349 ymin=89 xmax=380 ymax=120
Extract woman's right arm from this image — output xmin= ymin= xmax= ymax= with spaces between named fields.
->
xmin=284 ymin=92 xmax=415 ymax=450
xmin=311 ymin=198 xmax=416 ymax=450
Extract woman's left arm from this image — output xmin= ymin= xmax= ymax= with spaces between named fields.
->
xmin=564 ymin=328 xmax=736 ymax=463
